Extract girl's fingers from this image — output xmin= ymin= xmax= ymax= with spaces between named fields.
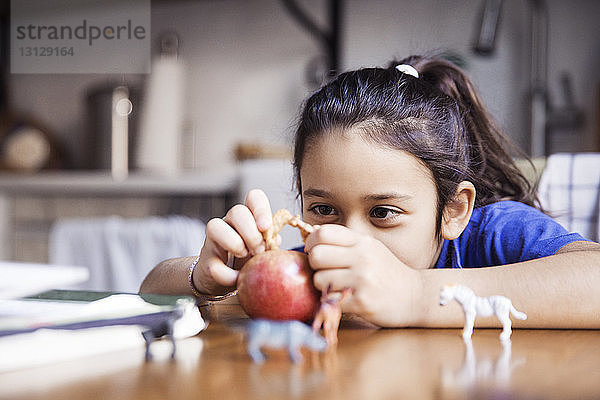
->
xmin=245 ymin=189 xmax=273 ymax=232
xmin=223 ymin=204 xmax=266 ymax=255
xmin=313 ymin=268 xmax=355 ymax=293
xmin=304 ymin=224 xmax=358 ymax=253
xmin=308 ymin=244 xmax=354 ymax=271
xmin=313 ymin=269 xmax=364 ymax=315
xmin=206 ymin=256 xmax=239 ymax=288
xmin=205 ymin=217 xmax=248 ymax=258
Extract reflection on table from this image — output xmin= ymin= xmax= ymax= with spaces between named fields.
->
xmin=1 ymin=303 xmax=599 ymax=400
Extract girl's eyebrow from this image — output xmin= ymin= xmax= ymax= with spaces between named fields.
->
xmin=363 ymin=193 xmax=413 ymax=202
xmin=303 ymin=188 xmax=332 ymax=198
xmin=303 ymin=188 xmax=412 ymax=201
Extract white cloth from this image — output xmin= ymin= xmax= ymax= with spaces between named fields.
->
xmin=538 ymin=153 xmax=600 ymax=242
xmin=49 ymin=216 xmax=205 ymax=292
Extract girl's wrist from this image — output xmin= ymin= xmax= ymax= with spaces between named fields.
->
xmin=370 ymin=267 xmax=425 ymax=328
xmin=189 ymin=256 xmax=238 ymax=301
xmin=188 ymin=256 xmax=204 ymax=297
xmin=384 ymin=267 xmax=426 ymax=327
xmin=408 ymin=268 xmax=427 ymax=326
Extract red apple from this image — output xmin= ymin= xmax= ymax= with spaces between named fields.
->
xmin=237 ymin=249 xmax=320 ymax=322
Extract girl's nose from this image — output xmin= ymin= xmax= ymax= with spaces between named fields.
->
xmin=342 ymin=215 xmax=371 ymax=235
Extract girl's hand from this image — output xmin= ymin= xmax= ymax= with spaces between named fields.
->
xmin=194 ymin=189 xmax=273 ymax=295
xmin=304 ymin=224 xmax=424 ymax=327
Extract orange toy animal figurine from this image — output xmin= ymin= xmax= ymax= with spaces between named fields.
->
xmin=312 ymin=286 xmax=352 ymax=347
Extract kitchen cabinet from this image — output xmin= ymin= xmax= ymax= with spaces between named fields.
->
xmin=0 ymin=170 xmax=238 ymax=262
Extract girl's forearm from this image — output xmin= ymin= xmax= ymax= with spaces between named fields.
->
xmin=139 ymin=256 xmax=196 ymax=295
xmin=414 ymin=244 xmax=600 ymax=329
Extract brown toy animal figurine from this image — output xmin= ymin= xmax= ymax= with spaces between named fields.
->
xmin=237 ymin=210 xmax=320 ymax=322
xmin=312 ymin=286 xmax=352 ymax=347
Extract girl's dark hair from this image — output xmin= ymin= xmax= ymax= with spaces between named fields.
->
xmin=293 ymin=54 xmax=539 ymax=236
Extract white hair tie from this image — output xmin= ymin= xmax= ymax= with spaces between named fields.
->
xmin=395 ymin=64 xmax=419 ymax=78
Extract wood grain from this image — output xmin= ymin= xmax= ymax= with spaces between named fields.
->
xmin=2 ymin=303 xmax=599 ymax=400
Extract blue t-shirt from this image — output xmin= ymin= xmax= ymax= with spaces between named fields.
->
xmin=434 ymin=200 xmax=587 ymax=269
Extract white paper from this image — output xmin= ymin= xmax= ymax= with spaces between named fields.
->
xmin=0 ymin=325 xmax=145 ymax=372
xmin=0 ymin=261 xmax=89 ymax=300
xmin=0 ymin=294 xmax=206 ymax=372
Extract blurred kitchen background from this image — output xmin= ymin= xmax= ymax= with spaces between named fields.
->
xmin=0 ymin=0 xmax=598 ymax=292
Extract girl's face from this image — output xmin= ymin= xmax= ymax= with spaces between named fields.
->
xmin=300 ymin=129 xmax=443 ymax=270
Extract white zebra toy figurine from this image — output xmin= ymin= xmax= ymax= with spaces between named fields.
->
xmin=439 ymin=285 xmax=527 ymax=341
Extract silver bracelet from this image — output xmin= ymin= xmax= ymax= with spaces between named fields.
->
xmin=188 ymin=257 xmax=238 ymax=301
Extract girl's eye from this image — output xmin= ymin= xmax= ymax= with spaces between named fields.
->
xmin=369 ymin=207 xmax=402 ymax=220
xmin=308 ymin=204 xmax=337 ymax=217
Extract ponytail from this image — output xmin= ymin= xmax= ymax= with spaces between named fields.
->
xmin=396 ymin=55 xmax=540 ymax=208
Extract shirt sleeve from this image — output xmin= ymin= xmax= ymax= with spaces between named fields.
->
xmin=460 ymin=201 xmax=588 ymax=267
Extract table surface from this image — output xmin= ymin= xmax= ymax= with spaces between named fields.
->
xmin=2 ymin=302 xmax=600 ymax=400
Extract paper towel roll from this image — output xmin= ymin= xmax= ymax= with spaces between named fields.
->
xmin=136 ymin=34 xmax=184 ymax=175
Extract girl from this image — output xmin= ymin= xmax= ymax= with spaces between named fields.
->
xmin=140 ymin=55 xmax=600 ymax=329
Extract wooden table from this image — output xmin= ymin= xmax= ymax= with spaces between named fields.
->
xmin=2 ymin=302 xmax=600 ymax=400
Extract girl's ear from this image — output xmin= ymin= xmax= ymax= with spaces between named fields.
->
xmin=441 ymin=181 xmax=476 ymax=240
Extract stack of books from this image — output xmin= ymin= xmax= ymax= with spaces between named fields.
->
xmin=0 ymin=261 xmax=206 ymax=372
